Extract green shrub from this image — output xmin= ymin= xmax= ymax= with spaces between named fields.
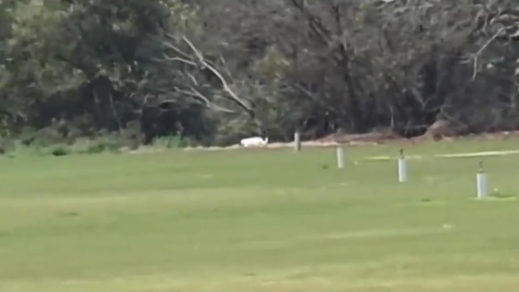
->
xmin=49 ymin=145 xmax=70 ymax=157
xmin=0 ymin=138 xmax=15 ymax=154
xmin=71 ymin=136 xmax=122 ymax=154
xmin=152 ymin=136 xmax=185 ymax=149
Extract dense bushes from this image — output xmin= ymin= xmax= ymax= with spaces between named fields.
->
xmin=2 ymin=0 xmax=519 ymax=149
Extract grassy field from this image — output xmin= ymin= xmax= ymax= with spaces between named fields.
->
xmin=1 ymin=139 xmax=519 ymax=291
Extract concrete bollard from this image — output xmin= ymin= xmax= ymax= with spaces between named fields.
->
xmin=294 ymin=131 xmax=301 ymax=152
xmin=398 ymin=149 xmax=408 ymax=183
xmin=337 ymin=146 xmax=345 ymax=169
xmin=477 ymin=161 xmax=488 ymax=199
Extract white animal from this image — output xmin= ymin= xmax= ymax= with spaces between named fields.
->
xmin=240 ymin=137 xmax=269 ymax=148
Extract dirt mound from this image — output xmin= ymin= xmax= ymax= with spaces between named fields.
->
xmin=420 ymin=120 xmax=456 ymax=141
xmin=181 ymin=129 xmax=519 ymax=152
xmin=319 ymin=129 xmax=401 ymax=144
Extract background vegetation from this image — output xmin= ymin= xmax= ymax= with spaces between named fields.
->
xmin=2 ymin=0 xmax=519 ymax=150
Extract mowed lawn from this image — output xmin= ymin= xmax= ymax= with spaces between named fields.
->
xmin=2 ymin=139 xmax=519 ymax=291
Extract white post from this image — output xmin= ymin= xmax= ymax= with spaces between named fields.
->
xmin=294 ymin=131 xmax=301 ymax=152
xmin=337 ymin=146 xmax=345 ymax=169
xmin=477 ymin=161 xmax=488 ymax=199
xmin=398 ymin=149 xmax=408 ymax=183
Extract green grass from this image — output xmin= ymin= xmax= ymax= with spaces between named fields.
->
xmin=1 ymin=139 xmax=519 ymax=291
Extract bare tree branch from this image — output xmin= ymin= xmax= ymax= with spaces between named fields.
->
xmin=219 ymin=54 xmax=234 ymax=80
xmin=163 ymin=33 xmax=194 ymax=59
xmin=162 ymin=56 xmax=197 ymax=66
xmin=174 ymin=86 xmax=236 ymax=114
xmin=187 ymin=72 xmax=199 ymax=86
xmin=472 ymin=27 xmax=505 ymax=80
xmin=181 ymin=36 xmax=255 ymax=117
xmin=291 ymin=83 xmax=337 ymax=113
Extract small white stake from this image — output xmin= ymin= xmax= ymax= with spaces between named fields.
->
xmin=477 ymin=161 xmax=488 ymax=199
xmin=294 ymin=131 xmax=301 ymax=152
xmin=337 ymin=146 xmax=345 ymax=169
xmin=398 ymin=149 xmax=408 ymax=183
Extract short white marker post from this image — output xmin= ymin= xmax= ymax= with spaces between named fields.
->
xmin=337 ymin=146 xmax=345 ymax=169
xmin=294 ymin=131 xmax=301 ymax=152
xmin=477 ymin=161 xmax=488 ymax=199
xmin=398 ymin=149 xmax=408 ymax=183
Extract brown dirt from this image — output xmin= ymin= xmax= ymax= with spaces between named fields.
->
xmin=318 ymin=129 xmax=402 ymax=144
xmin=180 ymin=130 xmax=519 ymax=152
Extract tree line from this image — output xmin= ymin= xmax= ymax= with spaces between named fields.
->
xmin=1 ymin=0 xmax=519 ymax=149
